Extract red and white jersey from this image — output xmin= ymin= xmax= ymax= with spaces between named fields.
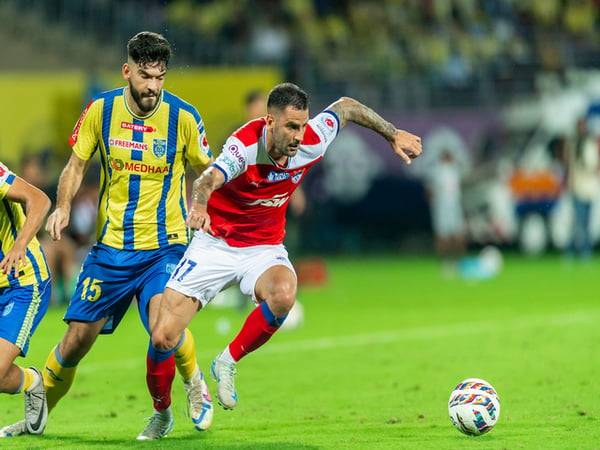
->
xmin=210 ymin=109 xmax=340 ymax=247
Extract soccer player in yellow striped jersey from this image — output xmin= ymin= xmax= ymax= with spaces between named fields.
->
xmin=0 ymin=162 xmax=51 ymax=436
xmin=0 ymin=32 xmax=212 ymax=441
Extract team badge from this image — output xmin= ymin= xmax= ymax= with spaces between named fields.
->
xmin=153 ymin=138 xmax=167 ymax=158
xmin=2 ymin=301 xmax=13 ymax=317
xmin=291 ymin=170 xmax=304 ymax=184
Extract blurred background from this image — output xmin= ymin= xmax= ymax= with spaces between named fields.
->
xmin=0 ymin=0 xmax=599 ymax=304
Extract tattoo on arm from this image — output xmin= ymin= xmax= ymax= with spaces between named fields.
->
xmin=191 ymin=168 xmax=223 ymax=206
xmin=328 ymin=97 xmax=397 ymax=141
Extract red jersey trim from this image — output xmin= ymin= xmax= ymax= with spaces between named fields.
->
xmin=69 ymin=99 xmax=94 ymax=147
xmin=301 ymin=124 xmax=321 ymax=145
xmin=233 ymin=118 xmax=266 ymax=146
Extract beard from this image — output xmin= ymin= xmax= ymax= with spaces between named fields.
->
xmin=129 ymin=82 xmax=159 ymax=113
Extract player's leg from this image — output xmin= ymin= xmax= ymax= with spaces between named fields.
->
xmin=143 ymin=232 xmax=239 ymax=431
xmin=136 ymin=244 xmax=213 ymax=436
xmin=43 ymin=319 xmax=106 ymax=413
xmin=0 ymin=280 xmax=51 ymax=437
xmin=137 ymin=288 xmax=200 ymax=440
xmin=212 ymin=264 xmax=296 ymax=409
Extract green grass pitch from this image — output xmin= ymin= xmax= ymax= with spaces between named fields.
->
xmin=2 ymin=256 xmax=599 ymax=449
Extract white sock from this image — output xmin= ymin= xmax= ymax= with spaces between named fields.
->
xmin=218 ymin=347 xmax=236 ymax=365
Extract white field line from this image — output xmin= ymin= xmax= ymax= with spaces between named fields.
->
xmin=77 ymin=309 xmax=599 ymax=374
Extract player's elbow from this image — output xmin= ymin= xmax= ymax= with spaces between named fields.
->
xmin=39 ymin=191 xmax=52 ymax=217
xmin=337 ymin=96 xmax=359 ymax=109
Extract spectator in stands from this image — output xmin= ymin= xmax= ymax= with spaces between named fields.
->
xmin=567 ymin=117 xmax=599 ymax=259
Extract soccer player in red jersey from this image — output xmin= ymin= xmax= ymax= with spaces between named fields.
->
xmin=151 ymin=82 xmax=422 ymax=410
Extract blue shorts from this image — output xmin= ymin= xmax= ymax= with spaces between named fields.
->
xmin=64 ymin=243 xmax=185 ymax=334
xmin=0 ymin=278 xmax=51 ymax=356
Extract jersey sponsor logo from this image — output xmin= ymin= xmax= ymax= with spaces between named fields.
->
xmin=324 ymin=116 xmax=335 ymax=129
xmin=121 ymin=121 xmax=155 ymax=133
xmin=200 ymin=134 xmax=211 ymax=156
xmin=0 ymin=163 xmax=9 ymax=184
xmin=227 ymin=144 xmax=244 ymax=165
xmin=109 ymin=138 xmax=149 ymax=151
xmin=267 ymin=171 xmax=290 ymax=183
xmin=313 ymin=121 xmax=329 ymax=139
xmin=219 ymin=155 xmax=238 ymax=175
xmin=246 ymin=193 xmax=290 ymax=208
xmin=109 ymin=157 xmax=169 ymax=174
xmin=69 ymin=99 xmax=94 ymax=146
xmin=153 ymin=138 xmax=167 ymax=157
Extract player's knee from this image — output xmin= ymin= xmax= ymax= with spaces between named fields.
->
xmin=151 ymin=329 xmax=178 ymax=352
xmin=267 ymin=282 xmax=296 ymax=317
xmin=0 ymin=362 xmax=12 ymax=390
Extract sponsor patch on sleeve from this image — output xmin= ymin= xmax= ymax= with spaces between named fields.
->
xmin=69 ymin=99 xmax=94 ymax=147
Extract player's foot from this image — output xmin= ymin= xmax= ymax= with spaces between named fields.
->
xmin=0 ymin=420 xmax=27 ymax=438
xmin=136 ymin=408 xmax=174 ymax=441
xmin=24 ymin=367 xmax=47 ymax=435
xmin=210 ymin=357 xmax=238 ymax=410
xmin=184 ymin=367 xmax=213 ymax=431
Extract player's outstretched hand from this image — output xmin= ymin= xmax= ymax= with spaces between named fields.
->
xmin=0 ymin=244 xmax=26 ymax=277
xmin=186 ymin=204 xmax=212 ymax=233
xmin=45 ymin=207 xmax=70 ymax=241
xmin=390 ymin=129 xmax=422 ymax=165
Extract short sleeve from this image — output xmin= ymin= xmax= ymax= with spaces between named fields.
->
xmin=0 ymin=162 xmax=16 ymax=200
xmin=212 ymin=137 xmax=248 ymax=183
xmin=184 ymin=109 xmax=213 ymax=168
xmin=69 ymin=99 xmax=103 ymax=161
xmin=307 ymin=109 xmax=340 ymax=153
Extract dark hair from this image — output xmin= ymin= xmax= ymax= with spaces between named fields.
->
xmin=127 ymin=31 xmax=171 ymax=68
xmin=267 ymin=82 xmax=308 ymax=111
xmin=245 ymin=89 xmax=264 ymax=107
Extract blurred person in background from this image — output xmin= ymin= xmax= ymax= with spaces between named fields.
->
xmin=426 ymin=149 xmax=467 ymax=276
xmin=567 ymin=117 xmax=600 ymax=260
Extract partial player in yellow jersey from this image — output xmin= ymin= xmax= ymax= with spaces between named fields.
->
xmin=0 ymin=162 xmax=51 ymax=437
xmin=0 ymin=32 xmax=213 ymax=441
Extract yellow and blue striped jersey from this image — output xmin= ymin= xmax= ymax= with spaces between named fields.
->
xmin=69 ymin=88 xmax=212 ymax=250
xmin=0 ymin=162 xmax=50 ymax=289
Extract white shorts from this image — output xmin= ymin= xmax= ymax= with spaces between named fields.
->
xmin=166 ymin=231 xmax=296 ymax=307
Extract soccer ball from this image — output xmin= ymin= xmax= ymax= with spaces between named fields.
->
xmin=448 ymin=378 xmax=500 ymax=436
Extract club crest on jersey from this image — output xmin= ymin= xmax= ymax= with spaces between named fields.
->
xmin=153 ymin=138 xmax=167 ymax=158
xmin=267 ymin=171 xmax=290 ymax=183
xmin=291 ymin=170 xmax=304 ymax=184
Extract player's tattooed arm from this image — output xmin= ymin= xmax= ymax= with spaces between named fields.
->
xmin=46 ymin=152 xmax=90 ymax=240
xmin=328 ymin=97 xmax=422 ymax=165
xmin=187 ymin=167 xmax=225 ymax=232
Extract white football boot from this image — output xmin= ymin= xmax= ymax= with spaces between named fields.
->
xmin=136 ymin=407 xmax=174 ymax=440
xmin=210 ymin=357 xmax=238 ymax=410
xmin=24 ymin=367 xmax=47 ymax=435
xmin=0 ymin=420 xmax=27 ymax=438
xmin=183 ymin=368 xmax=213 ymax=431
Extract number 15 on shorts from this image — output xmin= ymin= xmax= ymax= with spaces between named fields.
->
xmin=171 ymin=258 xmax=197 ymax=282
